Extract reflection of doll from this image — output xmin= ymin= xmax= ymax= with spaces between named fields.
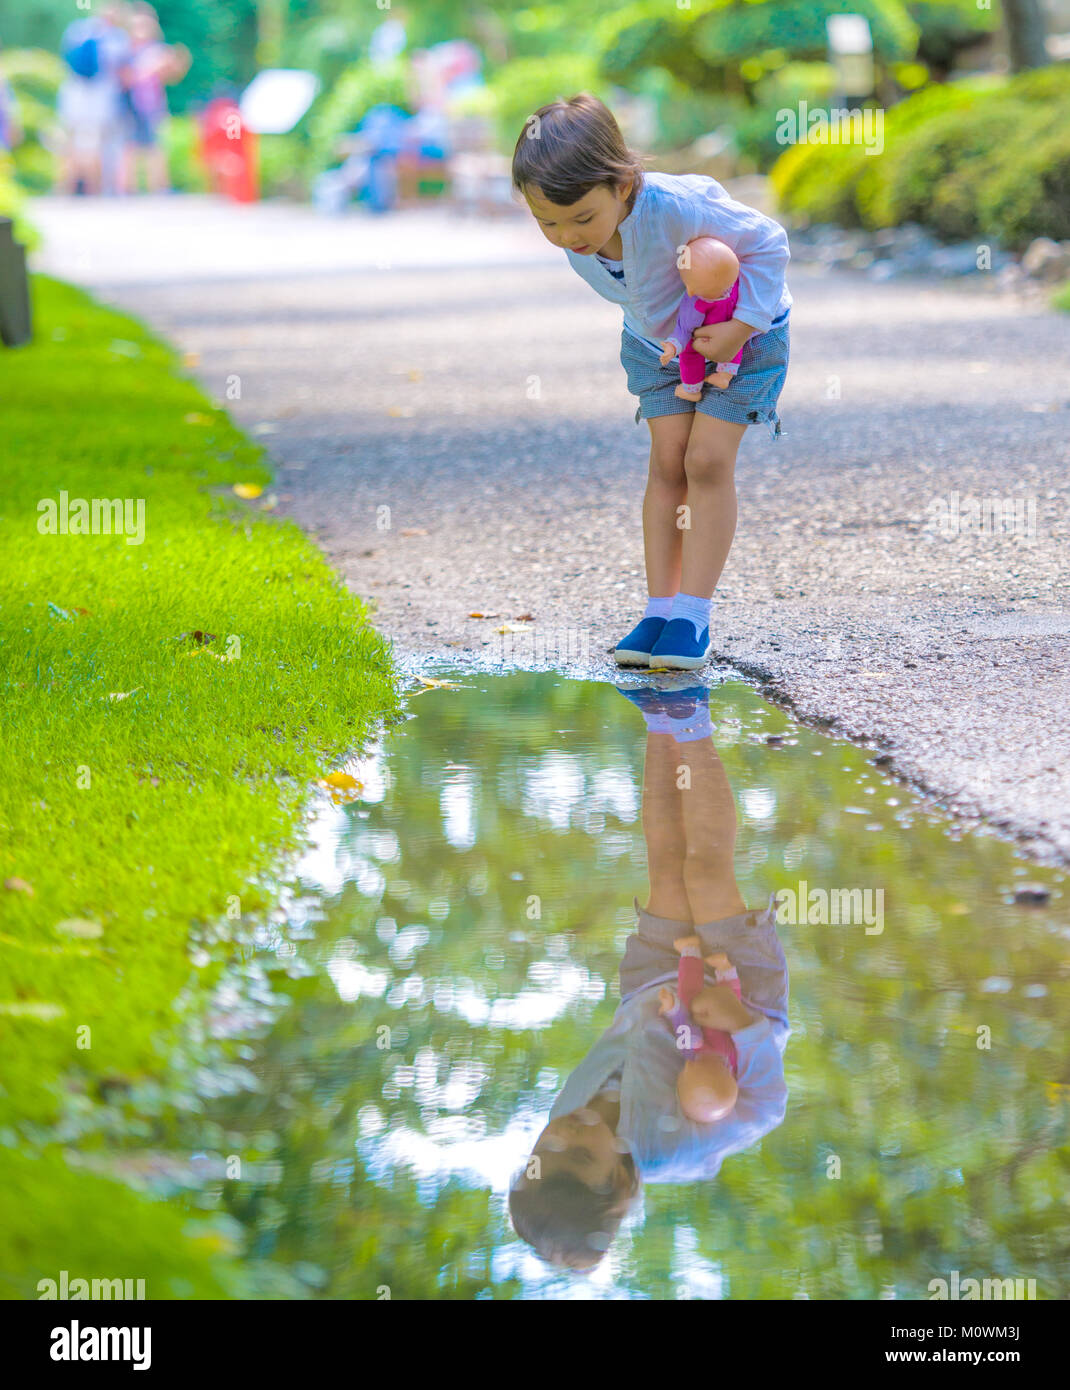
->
xmin=659 ymin=237 xmax=751 ymax=402
xmin=658 ymin=938 xmax=742 ymax=1123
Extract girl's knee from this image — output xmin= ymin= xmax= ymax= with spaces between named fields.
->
xmin=683 ymin=442 xmax=736 ymax=488
xmin=649 ymin=441 xmax=687 ymax=489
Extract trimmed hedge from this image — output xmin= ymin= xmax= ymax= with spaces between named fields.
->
xmin=771 ymin=64 xmax=1070 ymax=248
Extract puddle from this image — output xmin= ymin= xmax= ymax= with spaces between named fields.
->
xmin=183 ymin=670 xmax=1069 ymax=1299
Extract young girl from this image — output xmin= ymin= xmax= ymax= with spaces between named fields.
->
xmin=511 ymin=94 xmax=792 ymax=670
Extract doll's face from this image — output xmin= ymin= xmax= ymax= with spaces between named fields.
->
xmin=522 ymin=181 xmax=633 ymax=256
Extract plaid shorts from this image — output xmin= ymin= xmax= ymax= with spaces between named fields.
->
xmin=621 ymin=315 xmax=790 ymax=441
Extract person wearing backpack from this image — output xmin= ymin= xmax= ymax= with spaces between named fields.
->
xmin=57 ymin=4 xmax=131 ymax=195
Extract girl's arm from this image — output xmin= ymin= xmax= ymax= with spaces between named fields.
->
xmin=679 ymin=182 xmax=790 ymax=336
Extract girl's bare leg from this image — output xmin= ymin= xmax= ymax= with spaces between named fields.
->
xmin=641 ymin=732 xmax=690 ymax=922
xmin=642 ymin=413 xmax=692 ymax=598
xmin=676 ymin=738 xmax=747 ymax=925
xmin=679 ymin=413 xmax=746 ymax=598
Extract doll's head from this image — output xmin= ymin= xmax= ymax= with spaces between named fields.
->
xmin=677 ymin=1053 xmax=739 ymax=1124
xmin=509 ymin=1106 xmax=640 ymax=1269
xmin=679 ymin=237 xmax=739 ymax=302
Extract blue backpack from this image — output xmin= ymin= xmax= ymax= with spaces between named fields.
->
xmin=64 ymin=35 xmax=101 ymax=80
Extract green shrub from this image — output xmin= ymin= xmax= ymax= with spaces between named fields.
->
xmin=487 ymin=54 xmax=603 ymax=151
xmin=162 ymin=114 xmax=208 ymax=194
xmin=258 ymin=132 xmax=310 ymax=200
xmin=772 ymin=65 xmax=1070 ymax=245
xmin=306 ymin=58 xmax=412 ymax=175
xmin=0 ymin=47 xmax=63 ymax=194
xmin=978 ymin=126 xmax=1070 ymax=247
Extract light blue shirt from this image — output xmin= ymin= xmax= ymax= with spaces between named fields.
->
xmin=549 ymin=894 xmax=790 ymax=1185
xmin=567 ymin=171 xmax=793 ymax=354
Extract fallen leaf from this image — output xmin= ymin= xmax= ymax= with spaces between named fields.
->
xmin=176 ymin=630 xmax=218 ymax=645
xmin=512 ymin=613 xmax=534 ymax=622
xmin=468 ymin=612 xmax=499 ymax=619
xmin=321 ymin=771 xmax=362 ymax=792
xmin=399 ymin=527 xmax=428 ymax=536
xmin=387 ymin=406 xmax=415 ymax=418
xmin=3 ymin=877 xmax=34 ymax=896
xmin=184 ymin=412 xmax=214 ymax=426
xmin=56 ymin=918 xmax=104 ymax=939
xmin=233 ymin=483 xmax=263 ymax=499
xmin=183 ymin=351 xmax=200 ymax=367
xmin=412 ymin=676 xmax=462 ymax=690
xmin=106 ymin=688 xmax=140 ymax=701
xmin=494 ymin=622 xmax=532 ymax=635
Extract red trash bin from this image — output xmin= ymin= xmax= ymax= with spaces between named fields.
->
xmin=197 ymin=98 xmax=259 ymax=203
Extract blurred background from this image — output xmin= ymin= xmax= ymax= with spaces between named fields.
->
xmin=1 ymin=0 xmax=1069 ymax=264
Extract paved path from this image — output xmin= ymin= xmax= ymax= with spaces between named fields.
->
xmin=32 ymin=194 xmax=1070 ymax=864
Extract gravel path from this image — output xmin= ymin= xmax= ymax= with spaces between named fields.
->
xmin=33 ymin=195 xmax=1070 ymax=864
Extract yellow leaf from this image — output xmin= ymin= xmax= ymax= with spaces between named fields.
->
xmin=184 ymin=412 xmax=213 ymax=426
xmin=387 ymin=406 xmax=415 ymax=418
xmin=494 ymin=622 xmax=531 ymax=635
xmin=233 ymin=483 xmax=263 ymax=499
xmin=3 ymin=877 xmax=34 ymax=896
xmin=321 ymin=771 xmax=362 ymax=791
xmin=413 ymin=676 xmax=462 ymax=690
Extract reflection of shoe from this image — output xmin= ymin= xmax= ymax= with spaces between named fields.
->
xmin=649 ymin=619 xmax=711 ymax=671
xmin=614 ymin=616 xmax=666 ymax=667
xmin=614 ymin=682 xmax=665 ymax=715
xmin=657 ymin=684 xmax=709 ymax=720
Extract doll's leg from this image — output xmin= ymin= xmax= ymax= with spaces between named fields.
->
xmin=675 ymin=343 xmax=706 ymax=400
xmin=677 ymin=950 xmax=706 ymax=1010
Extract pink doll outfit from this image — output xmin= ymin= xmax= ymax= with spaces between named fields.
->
xmin=662 ymin=946 xmax=742 ymax=1075
xmin=665 ymin=279 xmax=749 ymax=391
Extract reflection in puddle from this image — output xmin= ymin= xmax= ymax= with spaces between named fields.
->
xmin=202 ymin=671 xmax=1069 ymax=1299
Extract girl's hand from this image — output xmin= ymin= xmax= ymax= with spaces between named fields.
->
xmin=691 ymin=319 xmax=752 ymax=363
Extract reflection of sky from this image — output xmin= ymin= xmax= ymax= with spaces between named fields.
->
xmin=520 ymin=756 xmax=639 ymax=831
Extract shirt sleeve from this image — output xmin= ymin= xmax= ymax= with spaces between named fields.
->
xmin=680 ymin=182 xmax=790 ymax=336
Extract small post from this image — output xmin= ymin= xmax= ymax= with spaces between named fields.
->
xmin=0 ymin=216 xmax=32 ymax=347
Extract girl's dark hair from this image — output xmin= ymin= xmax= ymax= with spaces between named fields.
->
xmin=511 ymin=92 xmax=645 ymax=209
xmin=508 ymin=1152 xmax=640 ymax=1270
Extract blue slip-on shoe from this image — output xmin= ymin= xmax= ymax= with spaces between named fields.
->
xmin=649 ymin=619 xmax=712 ymax=671
xmin=613 ymin=616 xmax=667 ymax=667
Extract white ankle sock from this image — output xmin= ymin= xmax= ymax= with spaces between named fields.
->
xmin=644 ymin=595 xmax=674 ymax=621
xmin=669 ymin=592 xmax=711 ymax=639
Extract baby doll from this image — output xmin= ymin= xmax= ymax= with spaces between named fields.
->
xmin=659 ymin=237 xmax=750 ymax=402
xmin=658 ymin=936 xmax=743 ymax=1124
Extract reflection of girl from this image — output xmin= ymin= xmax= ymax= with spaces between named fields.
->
xmin=509 ymin=685 xmax=790 ymax=1270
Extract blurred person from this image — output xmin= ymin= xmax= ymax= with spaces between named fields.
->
xmin=118 ymin=5 xmax=189 ymax=194
xmin=57 ymin=3 xmax=131 ymax=195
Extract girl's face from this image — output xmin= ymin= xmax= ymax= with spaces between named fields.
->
xmin=531 ymin=1108 xmax=627 ymax=1190
xmin=523 ymin=181 xmax=633 ymax=256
